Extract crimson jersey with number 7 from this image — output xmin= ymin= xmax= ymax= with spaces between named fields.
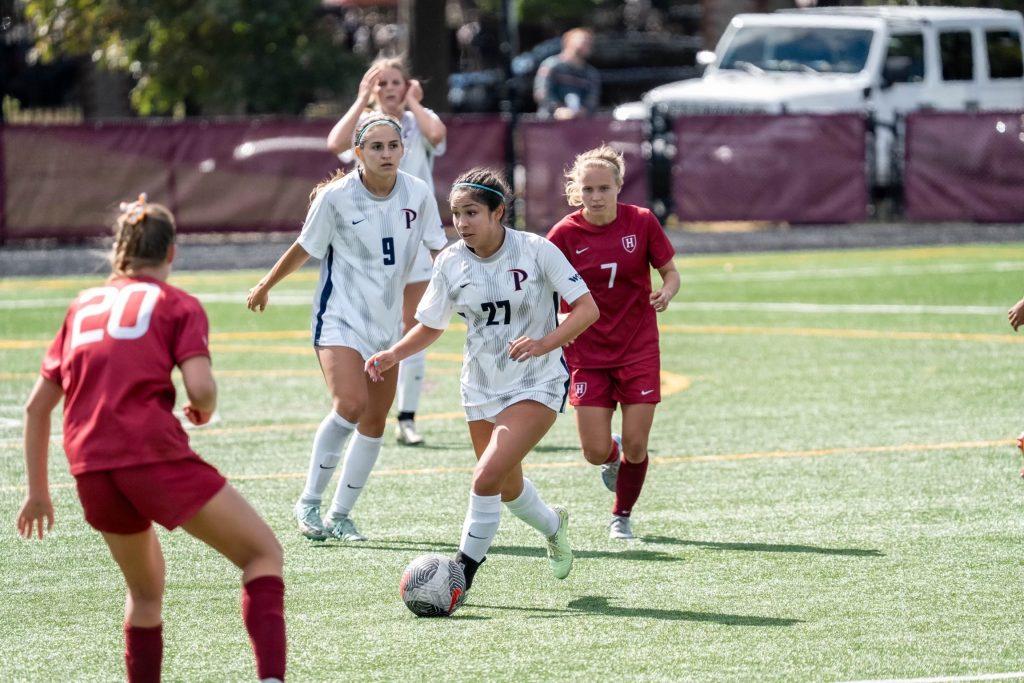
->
xmin=41 ymin=275 xmax=210 ymax=475
xmin=547 ymin=203 xmax=675 ymax=369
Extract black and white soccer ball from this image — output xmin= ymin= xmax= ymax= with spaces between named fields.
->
xmin=400 ymin=554 xmax=467 ymax=617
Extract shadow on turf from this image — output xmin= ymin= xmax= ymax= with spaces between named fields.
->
xmin=471 ymin=596 xmax=801 ymax=626
xmin=641 ymin=536 xmax=883 ymax=557
xmin=327 ymin=539 xmax=681 ymax=563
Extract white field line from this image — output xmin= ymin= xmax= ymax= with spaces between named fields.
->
xmin=0 ymin=295 xmax=1007 ymax=317
xmin=840 ymin=672 xmax=1024 ymax=683
xmin=673 ymin=302 xmax=1004 ymax=315
xmin=681 ymin=260 xmax=1024 ymax=283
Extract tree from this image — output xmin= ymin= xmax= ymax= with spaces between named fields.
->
xmin=21 ymin=0 xmax=362 ymax=116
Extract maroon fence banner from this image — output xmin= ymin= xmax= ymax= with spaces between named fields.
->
xmin=905 ymin=111 xmax=1024 ymax=223
xmin=518 ymin=116 xmax=648 ymax=231
xmin=671 ymin=114 xmax=868 ymax=223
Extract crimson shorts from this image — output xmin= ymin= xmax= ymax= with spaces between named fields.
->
xmin=75 ymin=457 xmax=227 ymax=535
xmin=569 ymin=356 xmax=661 ymax=408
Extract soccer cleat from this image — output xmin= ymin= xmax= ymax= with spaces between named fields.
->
xmin=396 ymin=419 xmax=425 ymax=446
xmin=325 ymin=515 xmax=367 ymax=541
xmin=600 ymin=434 xmax=623 ymax=492
xmin=294 ymin=503 xmax=328 ymax=541
xmin=608 ymin=514 xmax=634 ymax=540
xmin=545 ymin=506 xmax=573 ymax=580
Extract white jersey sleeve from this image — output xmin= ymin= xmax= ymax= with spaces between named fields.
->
xmin=296 ymin=187 xmax=338 ymax=260
xmin=415 ymin=262 xmax=455 ymax=330
xmin=419 ymin=190 xmax=447 ymax=252
xmin=538 ymin=239 xmax=589 ymax=304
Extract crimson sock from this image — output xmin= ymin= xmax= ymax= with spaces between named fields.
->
xmin=602 ymin=439 xmax=619 ymax=465
xmin=242 ymin=575 xmax=286 ymax=681
xmin=124 ymin=623 xmax=162 ymax=683
xmin=613 ymin=455 xmax=649 ymax=517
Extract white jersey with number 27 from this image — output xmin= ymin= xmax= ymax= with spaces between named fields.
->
xmin=416 ymin=228 xmax=590 ymax=419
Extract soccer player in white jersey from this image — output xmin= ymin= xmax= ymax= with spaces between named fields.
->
xmin=328 ymin=57 xmax=447 ymax=447
xmin=247 ymin=114 xmax=447 ymax=542
xmin=366 ymin=168 xmax=600 ymax=595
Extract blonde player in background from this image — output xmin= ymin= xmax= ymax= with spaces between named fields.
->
xmin=328 ymin=56 xmax=447 ymax=446
xmin=366 ymin=168 xmax=599 ymax=596
xmin=249 ymin=114 xmax=446 ymax=542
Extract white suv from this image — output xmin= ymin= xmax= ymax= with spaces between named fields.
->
xmin=615 ymin=7 xmax=1024 ymax=188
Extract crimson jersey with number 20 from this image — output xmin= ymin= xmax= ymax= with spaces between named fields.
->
xmin=41 ymin=275 xmax=210 ymax=475
xmin=547 ymin=203 xmax=675 ymax=368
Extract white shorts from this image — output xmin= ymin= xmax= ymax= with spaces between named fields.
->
xmin=463 ymin=379 xmax=569 ymax=423
xmin=407 ymin=245 xmax=433 ymax=284
xmin=311 ymin=312 xmax=399 ymax=361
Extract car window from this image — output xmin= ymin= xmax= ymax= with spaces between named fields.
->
xmin=885 ymin=33 xmax=925 ymax=83
xmin=939 ymin=31 xmax=974 ymax=81
xmin=986 ymin=30 xmax=1024 ymax=79
xmin=719 ymin=27 xmax=874 ymax=74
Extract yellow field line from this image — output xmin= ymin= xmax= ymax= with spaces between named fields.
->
xmin=0 ymin=271 xmax=319 ymax=292
xmin=5 ymin=323 xmax=1020 ymax=352
xmin=658 ymin=324 xmax=1024 ymax=344
xmin=1 ymin=437 xmax=1012 ymax=494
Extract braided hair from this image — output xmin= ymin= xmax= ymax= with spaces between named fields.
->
xmin=110 ymin=194 xmax=176 ymax=276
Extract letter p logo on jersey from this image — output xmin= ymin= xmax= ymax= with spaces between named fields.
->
xmin=402 ymin=209 xmax=417 ymax=229
xmin=509 ymin=268 xmax=528 ymax=291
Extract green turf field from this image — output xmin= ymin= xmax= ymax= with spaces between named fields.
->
xmin=3 ymin=243 xmax=1024 ymax=681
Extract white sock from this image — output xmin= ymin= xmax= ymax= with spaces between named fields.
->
xmin=504 ymin=478 xmax=559 ymax=537
xmin=459 ymin=492 xmax=502 ymax=562
xmin=298 ymin=411 xmax=356 ymax=507
xmin=396 ymin=350 xmax=426 ymax=414
xmin=327 ymin=431 xmax=382 ymax=520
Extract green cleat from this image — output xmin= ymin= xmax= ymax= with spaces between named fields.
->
xmin=325 ymin=514 xmax=367 ymax=541
xmin=546 ymin=506 xmax=573 ymax=580
xmin=294 ymin=503 xmax=328 ymax=541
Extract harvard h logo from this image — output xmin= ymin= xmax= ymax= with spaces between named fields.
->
xmin=402 ymin=208 xmax=417 ymax=229
xmin=574 ymin=382 xmax=587 ymax=397
xmin=622 ymin=235 xmax=637 ymax=253
xmin=509 ymin=268 xmax=528 ymax=291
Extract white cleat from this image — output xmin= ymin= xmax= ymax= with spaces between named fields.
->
xmin=601 ymin=433 xmax=623 ymax=492
xmin=325 ymin=515 xmax=367 ymax=541
xmin=608 ymin=514 xmax=634 ymax=540
xmin=294 ymin=503 xmax=328 ymax=541
xmin=396 ymin=419 xmax=425 ymax=446
xmin=546 ymin=506 xmax=573 ymax=580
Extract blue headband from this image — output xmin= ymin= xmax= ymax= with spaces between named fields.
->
xmin=355 ymin=118 xmax=402 ymax=146
xmin=453 ymin=182 xmax=505 ymax=202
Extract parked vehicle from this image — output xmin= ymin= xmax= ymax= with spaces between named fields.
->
xmin=615 ymin=6 xmax=1024 ymax=189
xmin=449 ymin=32 xmax=702 ymax=113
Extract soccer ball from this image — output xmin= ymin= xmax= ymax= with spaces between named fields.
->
xmin=400 ymin=554 xmax=467 ymax=617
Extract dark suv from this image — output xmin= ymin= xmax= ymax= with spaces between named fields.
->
xmin=449 ymin=32 xmax=702 ymax=113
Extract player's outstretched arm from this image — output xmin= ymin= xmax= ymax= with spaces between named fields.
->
xmin=327 ymin=65 xmax=381 ymax=155
xmin=17 ymin=377 xmax=62 ymax=539
xmin=509 ymin=293 xmax=599 ymax=362
xmin=1009 ymin=297 xmax=1024 ymax=331
xmin=365 ymin=323 xmax=445 ymax=381
xmin=650 ymin=260 xmax=681 ymax=313
xmin=181 ymin=356 xmax=217 ymax=425
xmin=247 ymin=242 xmax=311 ymax=313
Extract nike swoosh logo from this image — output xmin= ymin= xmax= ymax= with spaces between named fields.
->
xmin=575 ymin=247 xmax=589 ymax=254
xmin=352 ymin=218 xmax=366 ymax=225
xmin=459 ymin=282 xmax=471 ymax=288
xmin=467 ymin=532 xmax=486 ymax=539
xmin=346 ymin=484 xmax=363 ymax=489
xmin=319 ymin=464 xmax=336 ymax=470
xmin=641 ymin=389 xmax=654 ymax=396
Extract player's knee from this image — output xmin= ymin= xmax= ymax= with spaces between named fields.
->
xmin=332 ymin=396 xmax=366 ymax=423
xmin=621 ymin=435 xmax=648 ymax=463
xmin=471 ymin=465 xmax=503 ymax=496
xmin=356 ymin=415 xmax=387 ymax=438
xmin=581 ymin=441 xmax=611 ymax=465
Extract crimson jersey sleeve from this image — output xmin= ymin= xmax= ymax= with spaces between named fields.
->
xmin=172 ymin=297 xmax=210 ymax=366
xmin=644 ymin=210 xmax=675 ymax=269
xmin=40 ymin=312 xmax=70 ymax=385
